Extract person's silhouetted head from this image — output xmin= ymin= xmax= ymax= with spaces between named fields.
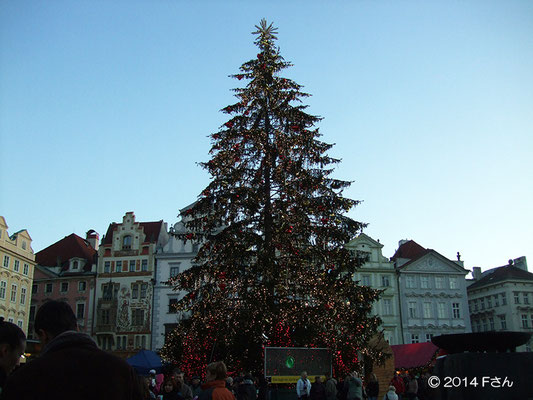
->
xmin=34 ymin=300 xmax=77 ymax=346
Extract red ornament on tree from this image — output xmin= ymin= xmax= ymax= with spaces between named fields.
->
xmin=236 ymin=74 xmax=244 ymax=80
xmin=225 ymin=121 xmax=234 ymax=128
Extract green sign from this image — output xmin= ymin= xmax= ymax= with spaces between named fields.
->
xmin=285 ymin=356 xmax=295 ymax=369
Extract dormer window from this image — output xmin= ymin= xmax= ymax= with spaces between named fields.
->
xmin=123 ymin=235 xmax=132 ymax=250
xmin=72 ymin=260 xmax=79 ymax=270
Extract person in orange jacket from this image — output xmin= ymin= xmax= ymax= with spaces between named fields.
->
xmin=198 ymin=361 xmax=235 ymax=400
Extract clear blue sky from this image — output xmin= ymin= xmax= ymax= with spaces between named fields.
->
xmin=1 ymin=1 xmax=532 ymax=272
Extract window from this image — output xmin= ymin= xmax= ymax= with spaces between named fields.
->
xmin=502 ymin=293 xmax=507 ymax=306
xmin=141 ymin=259 xmax=148 ymax=272
xmin=123 ymin=235 xmax=132 ymax=250
xmin=452 ymin=303 xmax=461 ymax=319
xmin=29 ymin=306 xmax=36 ymax=322
xmin=383 ymin=299 xmax=392 ymax=315
xmin=22 ymin=241 xmax=27 ymax=250
xmin=473 ymin=299 xmax=478 ymax=311
xmin=135 ymin=335 xmax=141 ymax=349
xmin=494 ymin=295 xmax=499 ymax=307
xmin=406 ymin=276 xmax=416 ymax=289
xmin=361 ymin=275 xmax=371 ymax=286
xmin=116 ymin=261 xmax=122 ymax=272
xmin=522 ymin=314 xmax=529 ymax=329
xmin=104 ymin=261 xmax=111 ymax=273
xmin=141 ymin=335 xmax=147 ymax=349
xmin=14 ymin=260 xmax=20 ymax=272
xmin=381 ymin=275 xmax=390 ymax=287
xmin=72 ymin=260 xmax=79 ymax=270
xmin=77 ymin=303 xmax=85 ymax=319
xmin=169 ymin=298 xmax=178 ymax=313
xmin=420 ymin=276 xmax=429 ymax=289
xmin=480 ymin=298 xmax=485 ymax=310
xmin=425 ymin=333 xmax=433 ymax=342
xmin=423 ymin=302 xmax=432 ymax=318
xmin=122 ymin=336 xmax=127 ymax=350
xmin=60 ymin=282 xmax=69 ymax=293
xmin=489 ymin=317 xmax=495 ymax=331
xmin=408 ymin=302 xmax=417 ymax=318
xmin=101 ymin=309 xmax=110 ymax=325
xmin=411 ymin=334 xmax=419 ymax=344
xmin=10 ymin=284 xmax=17 ymax=302
xmin=435 ymin=276 xmax=445 ymax=289
xmin=482 ymin=318 xmax=488 ymax=331
xmin=170 ymin=264 xmax=180 ymax=279
xmin=514 ymin=292 xmax=520 ymax=304
xmin=140 ymin=283 xmax=148 ymax=299
xmin=103 ymin=284 xmax=113 ymax=300
xmin=449 ymin=277 xmax=458 ymax=289
xmin=132 ymin=309 xmax=144 ymax=326
xmin=46 ymin=283 xmax=53 ymax=294
xmin=129 ymin=260 xmax=135 ymax=272
xmin=23 ymin=263 xmax=29 ymax=275
xmin=20 ymin=287 xmax=26 ymax=305
xmin=487 ymin=296 xmax=492 ymax=308
xmin=499 ymin=315 xmax=507 ymax=330
xmin=0 ymin=281 xmax=6 ymax=299
xmin=524 ymin=293 xmax=530 ymax=305
xmin=78 ymin=281 xmax=87 ymax=292
xmin=438 ymin=302 xmax=446 ymax=318
xmin=7 ymin=318 xmax=13 ymax=323
xmin=132 ymin=284 xmax=139 ymax=299
xmin=32 ymin=284 xmax=38 ymax=294
xmin=3 ymin=256 xmax=9 ymax=269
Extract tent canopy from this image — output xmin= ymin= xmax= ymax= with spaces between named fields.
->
xmin=126 ymin=349 xmax=163 ymax=375
xmin=390 ymin=342 xmax=439 ymax=370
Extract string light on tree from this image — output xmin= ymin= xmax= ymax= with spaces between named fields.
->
xmin=160 ymin=19 xmax=385 ymax=377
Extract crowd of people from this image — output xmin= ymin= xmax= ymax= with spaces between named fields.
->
xmin=0 ymin=300 xmax=433 ymax=400
xmin=296 ymin=370 xmax=433 ymax=400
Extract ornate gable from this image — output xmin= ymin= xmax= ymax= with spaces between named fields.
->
xmin=401 ymin=252 xmax=468 ymax=275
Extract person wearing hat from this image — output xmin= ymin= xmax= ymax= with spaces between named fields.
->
xmin=382 ymin=386 xmax=398 ymax=400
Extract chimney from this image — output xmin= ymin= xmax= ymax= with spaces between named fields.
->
xmin=472 ymin=267 xmax=482 ymax=280
xmin=86 ymin=230 xmax=99 ymax=251
xmin=511 ymin=256 xmax=528 ymax=272
xmin=398 ymin=239 xmax=409 ymax=247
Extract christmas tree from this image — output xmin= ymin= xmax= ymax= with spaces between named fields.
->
xmin=161 ymin=19 xmax=384 ymax=376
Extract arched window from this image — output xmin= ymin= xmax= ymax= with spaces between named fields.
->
xmin=122 ymin=235 xmax=132 ymax=250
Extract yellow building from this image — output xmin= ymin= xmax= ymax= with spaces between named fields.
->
xmin=0 ymin=216 xmax=35 ymax=334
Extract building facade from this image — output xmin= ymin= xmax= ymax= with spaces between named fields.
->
xmin=467 ymin=256 xmax=532 ymax=351
xmin=31 ymin=231 xmax=99 ymax=339
xmin=152 ymin=204 xmax=198 ymax=352
xmin=346 ymin=233 xmax=402 ymax=345
xmin=393 ymin=240 xmax=472 ymax=344
xmin=0 ymin=216 xmax=36 ymax=334
xmin=94 ymin=212 xmax=168 ymax=356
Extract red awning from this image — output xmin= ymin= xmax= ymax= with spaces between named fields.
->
xmin=390 ymin=342 xmax=439 ymax=369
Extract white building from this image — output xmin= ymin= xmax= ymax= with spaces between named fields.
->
xmin=467 ymin=256 xmax=532 ymax=351
xmin=345 ymin=233 xmax=402 ymax=345
xmin=152 ymin=204 xmax=198 ymax=352
xmin=94 ymin=212 xmax=168 ymax=355
xmin=392 ymin=240 xmax=472 ymax=344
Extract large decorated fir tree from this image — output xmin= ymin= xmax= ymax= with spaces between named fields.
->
xmin=161 ymin=20 xmax=384 ymax=376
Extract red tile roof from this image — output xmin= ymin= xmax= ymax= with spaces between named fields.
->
xmin=102 ymin=220 xmax=163 ymax=246
xmin=391 ymin=342 xmax=439 ymax=369
xmin=391 ymin=240 xmax=427 ymax=261
xmin=36 ymin=234 xmax=97 ymax=270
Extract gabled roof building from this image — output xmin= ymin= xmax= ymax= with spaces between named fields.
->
xmin=94 ymin=212 xmax=168 ymax=356
xmin=32 ymin=231 xmax=98 ymax=339
xmin=393 ymin=240 xmax=472 ymax=344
